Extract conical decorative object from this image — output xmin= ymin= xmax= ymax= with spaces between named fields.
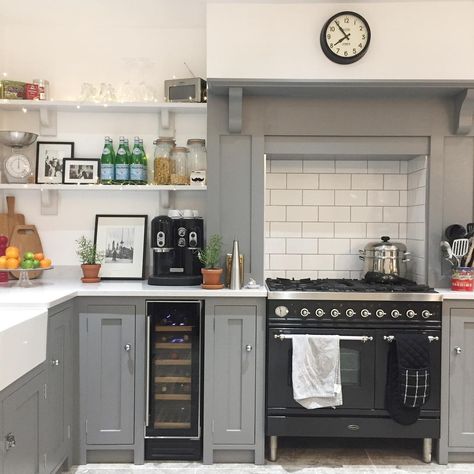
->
xmin=230 ymin=240 xmax=241 ymax=290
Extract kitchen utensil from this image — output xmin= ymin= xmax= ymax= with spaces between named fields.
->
xmin=0 ymin=131 xmax=38 ymax=148
xmin=359 ymin=236 xmax=411 ymax=278
xmin=452 ymin=238 xmax=469 ymax=266
xmin=230 ymin=240 xmax=241 ymax=290
xmin=467 ymin=223 xmax=474 ymax=237
xmin=464 ymin=237 xmax=474 ymax=267
xmin=0 ymin=196 xmax=25 ymax=239
xmin=440 ymin=241 xmax=457 ymax=267
xmin=9 ymin=224 xmax=43 ymax=280
xmin=445 ymin=224 xmax=466 ymax=244
xmin=0 ymin=131 xmax=38 ymax=183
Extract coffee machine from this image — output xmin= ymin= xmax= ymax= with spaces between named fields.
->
xmin=148 ymin=214 xmax=204 ymax=286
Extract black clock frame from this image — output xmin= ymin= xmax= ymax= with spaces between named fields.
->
xmin=320 ymin=10 xmax=371 ymax=65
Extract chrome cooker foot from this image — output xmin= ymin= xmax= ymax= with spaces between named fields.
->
xmin=269 ymin=436 xmax=278 ymax=462
xmin=423 ymin=438 xmax=432 ymax=463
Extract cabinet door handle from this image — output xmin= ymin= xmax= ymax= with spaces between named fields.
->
xmin=245 ymin=344 xmax=253 ymax=352
xmin=50 ymin=359 xmax=60 ymax=366
xmin=124 ymin=344 xmax=132 ymax=352
xmin=455 ymin=346 xmax=462 ymax=355
xmin=5 ymin=433 xmax=16 ymax=451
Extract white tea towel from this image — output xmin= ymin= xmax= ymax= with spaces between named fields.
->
xmin=291 ymin=334 xmax=343 ymax=409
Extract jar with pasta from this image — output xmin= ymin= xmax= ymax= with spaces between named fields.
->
xmin=170 ymin=147 xmax=189 ymax=185
xmin=153 ymin=137 xmax=175 ymax=184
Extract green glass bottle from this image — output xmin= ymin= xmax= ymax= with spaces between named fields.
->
xmin=130 ymin=136 xmax=144 ymax=185
xmin=114 ymin=136 xmax=129 ymax=183
xmin=124 ymin=138 xmax=132 ymax=184
xmin=139 ymin=138 xmax=148 ymax=184
xmin=100 ymin=136 xmax=115 ymax=184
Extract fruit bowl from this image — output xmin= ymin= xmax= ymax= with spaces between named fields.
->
xmin=0 ymin=266 xmax=54 ymax=287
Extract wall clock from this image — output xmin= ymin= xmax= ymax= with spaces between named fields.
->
xmin=320 ymin=11 xmax=371 ymax=64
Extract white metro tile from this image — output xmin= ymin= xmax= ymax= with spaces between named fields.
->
xmin=407 ymin=187 xmax=426 ymax=206
xmin=265 ymin=270 xmax=286 ymax=279
xmin=302 ymin=255 xmax=334 ymax=270
xmin=384 ymin=174 xmax=408 ymax=190
xmin=407 ymin=223 xmax=425 ymax=240
xmin=319 ymin=174 xmax=351 ymax=189
xmin=335 ymin=190 xmax=367 ymax=206
xmin=286 ymin=238 xmax=318 ymax=254
xmin=400 ymin=161 xmax=408 ymax=173
xmin=264 ymin=254 xmax=269 ymax=270
xmin=351 ymin=207 xmax=383 ymax=222
xmin=407 ymin=239 xmax=425 ymax=258
xmin=350 ymin=238 xmax=371 ymax=254
xmin=303 ymin=190 xmax=335 ymax=205
xmin=383 ymin=207 xmax=407 ymax=222
xmin=303 ymin=160 xmax=335 ymax=173
xmin=367 ymin=190 xmax=400 ymax=206
xmin=408 ymin=169 xmax=427 ymax=190
xmin=270 ymin=159 xmax=303 ymax=173
xmin=351 ymin=270 xmax=364 ymax=279
xmin=367 ymin=223 xmax=399 ymax=239
xmin=271 ymin=189 xmax=302 ymax=205
xmin=400 ymin=191 xmax=408 ymax=206
xmin=270 ymin=222 xmax=301 ymax=237
xmin=319 ymin=206 xmax=350 ymax=222
xmin=408 ymin=205 xmax=425 ymax=223
xmin=408 ymin=155 xmax=427 ymax=173
xmin=399 ymin=223 xmax=408 ymax=239
xmin=367 ymin=160 xmax=400 ymax=174
xmin=319 ymin=239 xmax=350 ymax=254
xmin=302 ymin=222 xmax=334 ymax=238
xmin=335 ymin=160 xmax=368 ymax=174
xmin=269 ymin=254 xmax=302 ymax=270
xmin=265 ymin=238 xmax=286 ymax=253
xmin=286 ymin=206 xmax=318 ymax=222
xmin=287 ymin=173 xmax=319 ymax=189
xmin=265 ymin=189 xmax=270 ymax=205
xmin=335 ymin=223 xmax=367 ymax=238
xmin=319 ymin=270 xmax=351 ymax=278
xmin=286 ymin=270 xmax=320 ymax=279
xmin=266 ymin=173 xmax=287 ymax=189
xmin=265 ymin=206 xmax=286 ymax=222
xmin=264 ymin=222 xmax=270 ymax=237
xmin=335 ymin=255 xmax=363 ymax=271
xmin=351 ymin=174 xmax=384 ymax=190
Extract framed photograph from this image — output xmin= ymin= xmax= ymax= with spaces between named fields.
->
xmin=94 ymin=215 xmax=147 ymax=280
xmin=36 ymin=141 xmax=74 ymax=184
xmin=62 ymin=158 xmax=100 ymax=184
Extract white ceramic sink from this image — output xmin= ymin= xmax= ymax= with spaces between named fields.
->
xmin=0 ymin=308 xmax=48 ymax=392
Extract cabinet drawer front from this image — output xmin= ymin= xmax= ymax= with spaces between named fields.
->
xmin=213 ymin=306 xmax=256 ymax=445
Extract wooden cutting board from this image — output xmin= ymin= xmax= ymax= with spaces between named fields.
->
xmin=0 ymin=196 xmax=25 ymax=242
xmin=9 ymin=224 xmax=43 ymax=279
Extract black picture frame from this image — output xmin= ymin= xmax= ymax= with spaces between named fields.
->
xmin=35 ymin=141 xmax=75 ymax=184
xmin=62 ymin=158 xmax=100 ymax=184
xmin=94 ymin=214 xmax=147 ymax=280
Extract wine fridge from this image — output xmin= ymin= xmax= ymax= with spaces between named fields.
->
xmin=145 ymin=300 xmax=203 ymax=460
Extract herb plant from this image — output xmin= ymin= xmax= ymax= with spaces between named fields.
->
xmin=76 ymin=236 xmax=104 ymax=265
xmin=198 ymin=234 xmax=223 ymax=269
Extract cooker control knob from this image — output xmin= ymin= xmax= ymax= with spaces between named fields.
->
xmin=422 ymin=310 xmax=433 ymax=319
xmin=406 ymin=310 xmax=417 ymax=319
xmin=391 ymin=309 xmax=401 ymax=319
xmin=300 ymin=308 xmax=310 ymax=318
xmin=346 ymin=309 xmax=356 ymax=318
xmin=330 ymin=309 xmax=341 ymax=318
xmin=275 ymin=306 xmax=289 ymax=318
xmin=376 ymin=309 xmax=386 ymax=318
xmin=361 ymin=309 xmax=371 ymax=318
xmin=315 ymin=308 xmax=325 ymax=318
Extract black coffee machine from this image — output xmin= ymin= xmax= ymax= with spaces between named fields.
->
xmin=148 ymin=215 xmax=204 ymax=286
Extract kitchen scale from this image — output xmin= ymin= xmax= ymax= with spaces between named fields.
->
xmin=0 ymin=131 xmax=38 ymax=183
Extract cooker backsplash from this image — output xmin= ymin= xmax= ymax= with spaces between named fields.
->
xmin=264 ymin=157 xmax=427 ymax=283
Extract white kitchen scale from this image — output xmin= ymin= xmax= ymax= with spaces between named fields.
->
xmin=0 ymin=131 xmax=38 ymax=183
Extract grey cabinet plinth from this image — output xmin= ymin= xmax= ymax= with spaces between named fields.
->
xmin=203 ymin=298 xmax=265 ymax=465
xmin=439 ymin=301 xmax=474 ymax=464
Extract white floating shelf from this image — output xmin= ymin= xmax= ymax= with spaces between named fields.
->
xmin=0 ymin=184 xmax=206 ymax=191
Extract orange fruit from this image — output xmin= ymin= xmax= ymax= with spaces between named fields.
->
xmin=40 ymin=258 xmax=52 ymax=268
xmin=34 ymin=252 xmax=44 ymax=261
xmin=0 ymin=256 xmax=7 ymax=269
xmin=5 ymin=246 xmax=20 ymax=259
xmin=6 ymin=258 xmax=19 ymax=269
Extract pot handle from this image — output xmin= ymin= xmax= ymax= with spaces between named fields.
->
xmin=404 ymin=251 xmax=412 ymax=256
xmin=359 ymin=255 xmax=365 ymax=261
xmin=359 ymin=249 xmax=365 ymax=261
xmin=402 ymin=258 xmax=411 ymax=263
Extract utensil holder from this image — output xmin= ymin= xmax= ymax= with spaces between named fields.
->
xmin=451 ymin=267 xmax=474 ymax=291
xmin=225 ymin=253 xmax=244 ymax=288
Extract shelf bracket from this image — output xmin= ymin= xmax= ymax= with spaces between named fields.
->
xmin=455 ymin=89 xmax=474 ymax=135
xmin=160 ymin=190 xmax=170 ymax=209
xmin=39 ymin=108 xmax=57 ymax=136
xmin=228 ymin=87 xmax=243 ymax=133
xmin=40 ymin=188 xmax=58 ymax=215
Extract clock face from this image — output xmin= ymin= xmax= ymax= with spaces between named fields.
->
xmin=320 ymin=11 xmax=371 ymax=64
xmin=5 ymin=153 xmax=31 ymax=182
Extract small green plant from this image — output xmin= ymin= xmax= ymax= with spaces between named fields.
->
xmin=76 ymin=236 xmax=104 ymax=265
xmin=198 ymin=234 xmax=223 ymax=269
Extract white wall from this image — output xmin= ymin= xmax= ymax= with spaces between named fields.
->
xmin=207 ymin=1 xmax=474 ymax=81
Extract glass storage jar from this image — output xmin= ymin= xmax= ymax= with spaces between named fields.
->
xmin=186 ymin=138 xmax=207 ymax=186
xmin=170 ymin=147 xmax=189 ymax=185
xmin=153 ymin=137 xmax=175 ymax=184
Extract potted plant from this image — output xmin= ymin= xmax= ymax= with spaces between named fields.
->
xmin=76 ymin=235 xmax=104 ymax=283
xmin=198 ymin=234 xmax=224 ymax=289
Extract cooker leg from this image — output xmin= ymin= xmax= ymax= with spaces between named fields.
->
xmin=269 ymin=436 xmax=278 ymax=462
xmin=423 ymin=438 xmax=432 ymax=463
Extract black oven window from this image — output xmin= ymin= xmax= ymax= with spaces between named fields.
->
xmin=340 ymin=348 xmax=361 ymax=385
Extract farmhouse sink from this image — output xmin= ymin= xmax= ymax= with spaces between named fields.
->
xmin=0 ymin=308 xmax=48 ymax=392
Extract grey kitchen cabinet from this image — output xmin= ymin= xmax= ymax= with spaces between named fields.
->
xmin=439 ymin=300 xmax=474 ymax=464
xmin=78 ymin=298 xmax=146 ymax=465
xmin=1 ymin=371 xmax=46 ymax=474
xmin=203 ymin=297 xmax=265 ymax=465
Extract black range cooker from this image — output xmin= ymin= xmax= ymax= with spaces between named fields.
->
xmin=265 ymin=277 xmax=442 ymax=463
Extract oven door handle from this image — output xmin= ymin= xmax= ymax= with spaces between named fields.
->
xmin=274 ymin=334 xmax=374 ymax=343
xmin=383 ymin=335 xmax=439 ymax=343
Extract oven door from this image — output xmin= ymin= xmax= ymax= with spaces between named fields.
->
xmin=267 ymin=328 xmax=376 ymax=411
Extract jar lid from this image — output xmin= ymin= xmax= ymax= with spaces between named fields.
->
xmin=187 ymin=138 xmax=205 ymax=146
xmin=153 ymin=137 xmax=176 ymax=145
xmin=172 ymin=146 xmax=189 ymax=153
xmin=364 ymin=236 xmax=407 ymax=252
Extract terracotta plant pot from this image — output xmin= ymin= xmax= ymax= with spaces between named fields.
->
xmin=81 ymin=264 xmax=101 ymax=283
xmin=201 ymin=267 xmax=224 ymax=289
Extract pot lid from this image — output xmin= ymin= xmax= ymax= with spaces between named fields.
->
xmin=364 ymin=236 xmax=407 ymax=252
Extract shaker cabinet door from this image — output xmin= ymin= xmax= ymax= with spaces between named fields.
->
xmin=212 ymin=305 xmax=257 ymax=445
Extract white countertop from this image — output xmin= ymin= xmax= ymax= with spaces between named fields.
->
xmin=0 ymin=267 xmax=267 ymax=308
xmin=435 ymin=288 xmax=474 ymax=300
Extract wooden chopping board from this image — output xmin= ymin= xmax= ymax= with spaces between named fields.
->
xmin=9 ymin=224 xmax=43 ymax=280
xmin=0 ymin=196 xmax=25 ymax=242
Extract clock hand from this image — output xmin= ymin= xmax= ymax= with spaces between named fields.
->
xmin=334 ymin=20 xmax=350 ymax=40
xmin=333 ymin=34 xmax=351 ymax=46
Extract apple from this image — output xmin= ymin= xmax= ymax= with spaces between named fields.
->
xmin=0 ymin=235 xmax=8 ymax=246
xmin=23 ymin=251 xmax=35 ymax=261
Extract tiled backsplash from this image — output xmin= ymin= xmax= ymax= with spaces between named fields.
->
xmin=264 ymin=157 xmax=427 ymax=282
